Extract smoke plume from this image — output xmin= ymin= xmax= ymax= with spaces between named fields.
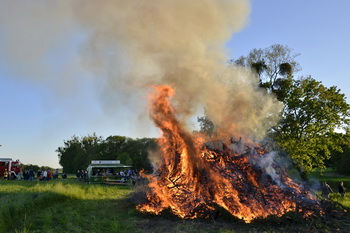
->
xmin=0 ymin=0 xmax=282 ymax=138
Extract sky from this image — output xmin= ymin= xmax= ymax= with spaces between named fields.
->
xmin=0 ymin=0 xmax=349 ymax=168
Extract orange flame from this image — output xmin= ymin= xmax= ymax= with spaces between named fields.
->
xmin=137 ymin=85 xmax=319 ymax=223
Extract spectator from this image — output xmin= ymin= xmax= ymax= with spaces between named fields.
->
xmin=321 ymin=181 xmax=333 ymax=199
xmin=54 ymin=169 xmax=59 ymax=179
xmin=119 ymin=170 xmax=125 ymax=177
xmin=3 ymin=169 xmax=8 ymax=180
xmin=37 ymin=170 xmax=42 ymax=181
xmin=76 ymin=170 xmax=81 ymax=181
xmin=24 ymin=170 xmax=29 ymax=180
xmin=338 ymin=181 xmax=346 ymax=198
xmin=42 ymin=170 xmax=48 ymax=181
xmin=127 ymin=169 xmax=132 ymax=177
xmin=17 ymin=171 xmax=22 ymax=180
xmin=47 ymin=170 xmax=52 ymax=181
xmin=83 ymin=170 xmax=89 ymax=183
xmin=29 ymin=169 xmax=35 ymax=181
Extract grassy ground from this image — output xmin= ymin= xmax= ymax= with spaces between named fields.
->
xmin=0 ymin=179 xmax=135 ymax=233
xmin=311 ymin=168 xmax=350 ymax=212
xmin=0 ymin=174 xmax=349 ymax=233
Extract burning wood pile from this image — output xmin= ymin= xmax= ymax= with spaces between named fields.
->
xmin=136 ymin=85 xmax=324 ymax=223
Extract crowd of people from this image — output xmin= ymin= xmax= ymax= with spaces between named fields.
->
xmin=20 ymin=169 xmax=61 ymax=181
xmin=75 ymin=170 xmax=89 ymax=183
xmin=2 ymin=168 xmax=66 ymax=181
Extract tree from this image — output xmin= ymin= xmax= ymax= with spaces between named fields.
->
xmin=125 ymin=138 xmax=157 ymax=172
xmin=197 ymin=114 xmax=215 ymax=137
xmin=22 ymin=164 xmax=40 ymax=172
xmin=119 ymin=151 xmax=133 ymax=166
xmin=81 ymin=133 xmax=104 ymax=167
xmin=272 ymin=76 xmax=350 ymax=172
xmin=232 ymin=44 xmax=301 ymax=90
xmin=232 ymin=44 xmax=350 ymax=173
xmin=328 ymin=128 xmax=350 ymax=175
xmin=57 ymin=134 xmax=104 ymax=173
xmin=57 ymin=135 xmax=85 ymax=173
xmin=104 ymin=135 xmax=129 ymax=160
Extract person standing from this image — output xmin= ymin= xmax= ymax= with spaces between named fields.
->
xmin=17 ymin=171 xmax=22 ymax=180
xmin=321 ymin=181 xmax=333 ymax=199
xmin=37 ymin=170 xmax=42 ymax=181
xmin=29 ymin=169 xmax=35 ymax=181
xmin=54 ymin=169 xmax=59 ymax=179
xmin=76 ymin=170 xmax=81 ymax=181
xmin=338 ymin=181 xmax=346 ymax=198
xmin=83 ymin=170 xmax=89 ymax=183
xmin=3 ymin=169 xmax=8 ymax=180
xmin=42 ymin=170 xmax=48 ymax=181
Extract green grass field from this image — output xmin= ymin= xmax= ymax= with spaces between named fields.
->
xmin=311 ymin=169 xmax=350 ymax=211
xmin=0 ymin=173 xmax=350 ymax=233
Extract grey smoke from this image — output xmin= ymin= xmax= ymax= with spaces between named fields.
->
xmin=0 ymin=0 xmax=282 ymax=139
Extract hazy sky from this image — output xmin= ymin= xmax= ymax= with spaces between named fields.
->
xmin=0 ymin=0 xmax=349 ymax=168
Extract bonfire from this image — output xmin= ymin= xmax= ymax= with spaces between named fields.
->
xmin=136 ymin=85 xmax=323 ymax=223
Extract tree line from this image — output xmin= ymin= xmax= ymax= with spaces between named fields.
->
xmin=56 ymin=134 xmax=158 ymax=173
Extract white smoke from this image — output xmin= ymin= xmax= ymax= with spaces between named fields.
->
xmin=0 ymin=0 xmax=282 ymax=139
xmin=255 ymin=151 xmax=284 ymax=187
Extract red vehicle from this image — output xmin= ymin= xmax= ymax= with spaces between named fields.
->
xmin=0 ymin=158 xmax=22 ymax=179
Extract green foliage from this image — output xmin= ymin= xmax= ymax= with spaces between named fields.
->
xmin=232 ymin=44 xmax=301 ymax=89
xmin=197 ymin=114 xmax=215 ymax=137
xmin=57 ymin=134 xmax=156 ymax=173
xmin=124 ymin=138 xmax=158 ymax=172
xmin=0 ymin=180 xmax=134 ymax=233
xmin=273 ymin=76 xmax=350 ymax=172
xmin=234 ymin=44 xmax=350 ymax=174
xmin=119 ymin=152 xmax=133 ymax=165
xmin=1 ymin=178 xmax=350 ymax=233
xmin=329 ymin=133 xmax=350 ymax=175
xmin=251 ymin=61 xmax=267 ymax=78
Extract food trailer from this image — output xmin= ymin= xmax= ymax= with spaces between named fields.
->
xmin=86 ymin=160 xmax=132 ymax=184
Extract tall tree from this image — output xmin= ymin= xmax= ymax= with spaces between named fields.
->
xmin=272 ymin=76 xmax=350 ymax=172
xmin=232 ymin=44 xmax=350 ymax=173
xmin=104 ymin=135 xmax=129 ymax=160
xmin=233 ymin=44 xmax=301 ymax=90
xmin=57 ymin=135 xmax=85 ymax=173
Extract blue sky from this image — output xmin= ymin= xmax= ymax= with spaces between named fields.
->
xmin=229 ymin=0 xmax=350 ymax=94
xmin=0 ymin=0 xmax=349 ymax=168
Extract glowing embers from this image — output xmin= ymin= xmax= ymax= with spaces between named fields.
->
xmin=137 ymin=85 xmax=319 ymax=223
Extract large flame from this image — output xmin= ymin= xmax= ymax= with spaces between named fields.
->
xmin=137 ymin=85 xmax=319 ymax=223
